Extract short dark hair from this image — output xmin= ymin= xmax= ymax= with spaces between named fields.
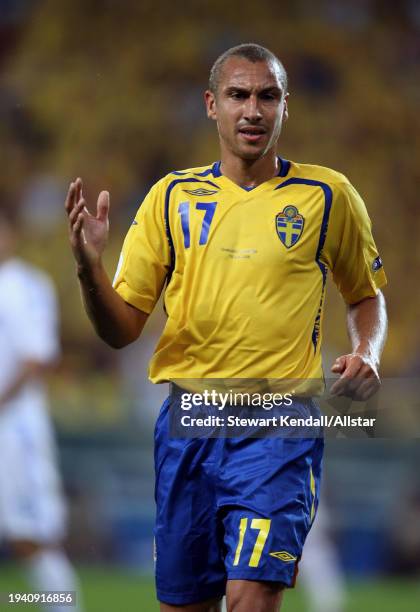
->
xmin=209 ymin=43 xmax=288 ymax=94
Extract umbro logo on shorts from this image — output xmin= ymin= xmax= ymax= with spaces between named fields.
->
xmin=269 ymin=551 xmax=297 ymax=562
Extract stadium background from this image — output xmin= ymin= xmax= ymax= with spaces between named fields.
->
xmin=1 ymin=0 xmax=419 ymax=610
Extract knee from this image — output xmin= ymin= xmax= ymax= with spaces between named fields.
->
xmin=9 ymin=539 xmax=44 ymax=560
xmin=227 ymin=580 xmax=284 ymax=612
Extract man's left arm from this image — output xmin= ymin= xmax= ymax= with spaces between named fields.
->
xmin=0 ymin=271 xmax=60 ymax=412
xmin=330 ymin=290 xmax=388 ymax=400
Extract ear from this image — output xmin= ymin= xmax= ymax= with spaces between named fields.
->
xmin=282 ymin=92 xmax=289 ymax=122
xmin=204 ymin=89 xmax=217 ymax=121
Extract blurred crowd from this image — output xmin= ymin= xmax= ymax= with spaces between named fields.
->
xmin=0 ymin=0 xmax=419 ymax=589
xmin=0 ymin=0 xmax=419 ymax=382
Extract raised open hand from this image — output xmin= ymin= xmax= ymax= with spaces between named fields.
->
xmin=65 ymin=177 xmax=110 ymax=269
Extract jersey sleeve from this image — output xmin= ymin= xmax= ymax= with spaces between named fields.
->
xmin=113 ymin=178 xmax=171 ymax=314
xmin=321 ymin=181 xmax=387 ymax=304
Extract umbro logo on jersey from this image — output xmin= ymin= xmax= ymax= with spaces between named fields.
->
xmin=276 ymin=205 xmax=304 ymax=248
xmin=182 ymin=188 xmax=218 ymax=196
xmin=269 ymin=551 xmax=297 ymax=562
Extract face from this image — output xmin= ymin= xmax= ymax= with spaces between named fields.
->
xmin=205 ymin=57 xmax=289 ymax=161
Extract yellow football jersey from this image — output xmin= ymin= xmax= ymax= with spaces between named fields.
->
xmin=113 ymin=158 xmax=387 ymax=388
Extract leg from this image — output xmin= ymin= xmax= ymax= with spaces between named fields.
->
xmin=218 ymin=422 xmax=325 ymax=609
xmin=154 ymin=397 xmax=225 ymax=607
xmin=226 ymin=580 xmax=284 ymax=612
xmin=298 ymin=499 xmax=346 ymax=612
xmin=10 ymin=539 xmax=43 ymax=559
xmin=0 ymin=423 xmax=83 ymax=611
xmin=160 ymin=596 xmax=222 ymax=611
xmin=9 ymin=539 xmax=83 ymax=612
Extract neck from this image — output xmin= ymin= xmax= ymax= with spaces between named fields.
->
xmin=220 ymin=150 xmax=279 ymax=188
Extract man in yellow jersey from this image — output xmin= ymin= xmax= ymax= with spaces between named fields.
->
xmin=65 ymin=44 xmax=387 ymax=612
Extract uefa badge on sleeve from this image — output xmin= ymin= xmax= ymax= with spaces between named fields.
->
xmin=372 ymin=255 xmax=383 ymax=271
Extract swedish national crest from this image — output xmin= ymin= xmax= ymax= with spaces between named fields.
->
xmin=276 ymin=205 xmax=304 ymax=248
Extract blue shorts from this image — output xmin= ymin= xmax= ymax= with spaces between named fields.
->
xmin=154 ymin=392 xmax=324 ymax=606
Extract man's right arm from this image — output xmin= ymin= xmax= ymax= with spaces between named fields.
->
xmin=65 ymin=178 xmax=148 ymax=348
xmin=76 ymin=261 xmax=147 ymax=348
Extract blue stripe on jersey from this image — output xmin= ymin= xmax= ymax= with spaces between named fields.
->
xmin=278 ymin=157 xmax=291 ymax=177
xmin=311 ymin=265 xmax=327 ymax=353
xmin=194 ymin=168 xmax=215 ymax=177
xmin=209 ymin=157 xmax=289 ymax=180
xmin=164 ymin=178 xmax=219 ymax=283
xmin=275 ymin=178 xmax=333 ymax=352
xmin=172 ymin=168 xmax=214 ymax=177
xmin=212 ymin=161 xmax=222 ymax=177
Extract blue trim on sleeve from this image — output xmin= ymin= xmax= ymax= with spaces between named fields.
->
xmin=275 ymin=177 xmax=333 ymax=352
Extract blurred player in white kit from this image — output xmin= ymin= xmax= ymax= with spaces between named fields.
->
xmin=0 ymin=207 xmax=83 ymax=611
